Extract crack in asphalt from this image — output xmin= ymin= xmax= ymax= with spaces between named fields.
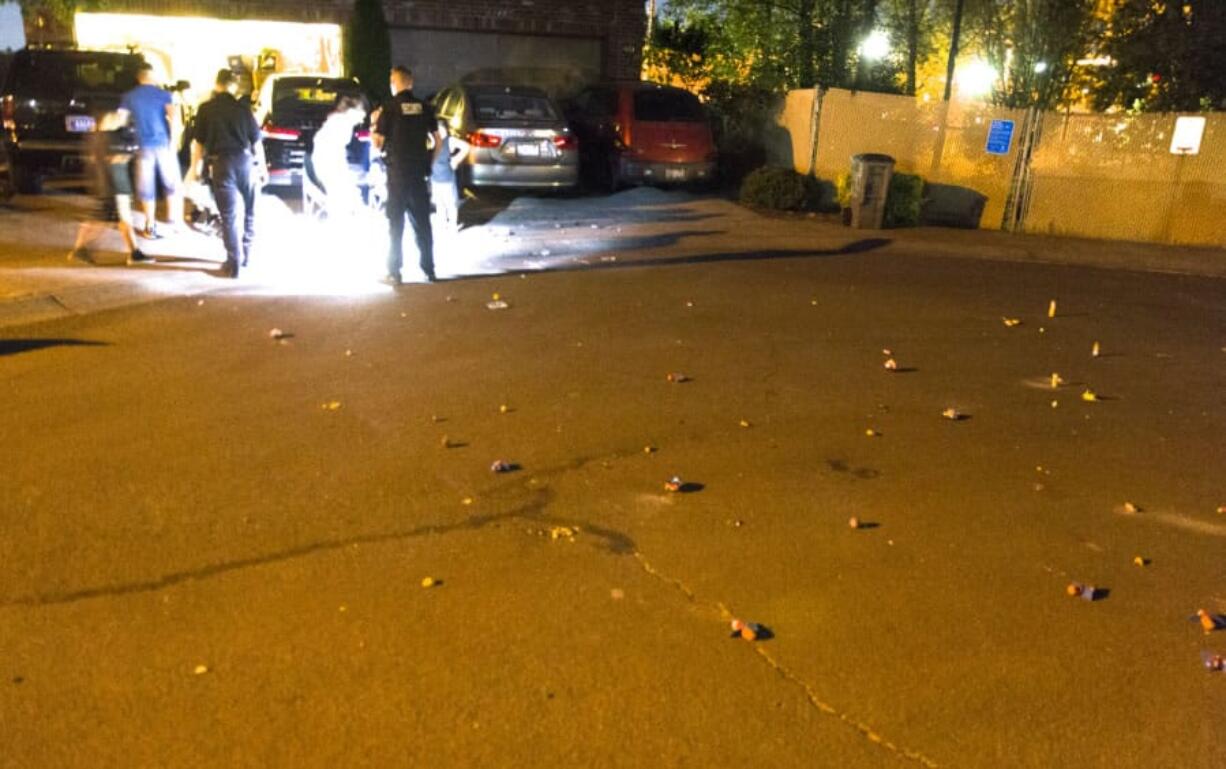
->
xmin=0 ymin=450 xmax=640 ymax=610
xmin=3 ymin=442 xmax=939 ymax=766
xmin=632 ymin=551 xmax=942 ymax=768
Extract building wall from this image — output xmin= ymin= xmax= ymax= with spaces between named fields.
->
xmin=24 ymin=0 xmax=645 ymax=79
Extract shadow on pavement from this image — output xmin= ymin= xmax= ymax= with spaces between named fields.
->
xmin=448 ymin=237 xmax=892 ymax=282
xmin=0 ymin=338 xmax=108 ymax=357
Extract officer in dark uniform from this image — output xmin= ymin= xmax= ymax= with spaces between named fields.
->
xmin=187 ymin=69 xmax=267 ymax=278
xmin=373 ymin=66 xmax=441 ymax=285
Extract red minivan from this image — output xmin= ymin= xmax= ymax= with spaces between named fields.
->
xmin=567 ymin=81 xmax=717 ymax=190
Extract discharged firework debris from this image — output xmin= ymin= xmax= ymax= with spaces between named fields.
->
xmin=666 ymin=372 xmax=691 ymax=383
xmin=1066 ymin=582 xmax=1100 ymax=601
xmin=729 ymin=618 xmax=766 ymax=642
xmin=1002 ymin=317 xmax=1022 ymax=327
xmin=1196 ymin=610 xmax=1222 ymax=634
xmin=321 ymin=401 xmax=342 ymax=411
xmin=1082 ymin=389 xmax=1100 ymax=402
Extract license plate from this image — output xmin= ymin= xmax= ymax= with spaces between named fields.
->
xmin=65 ymin=115 xmax=96 ymax=133
xmin=516 ymin=143 xmax=541 ymax=158
xmin=665 ymin=168 xmax=687 ymax=181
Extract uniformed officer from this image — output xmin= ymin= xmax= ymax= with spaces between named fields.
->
xmin=373 ymin=66 xmax=441 ymax=285
xmin=187 ymin=69 xmax=267 ymax=278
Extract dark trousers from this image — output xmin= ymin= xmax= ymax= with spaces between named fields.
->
xmin=209 ymin=152 xmax=256 ymax=270
xmin=386 ymin=172 xmax=434 ymax=279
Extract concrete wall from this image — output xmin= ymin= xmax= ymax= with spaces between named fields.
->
xmin=775 ymin=87 xmax=1226 ymax=246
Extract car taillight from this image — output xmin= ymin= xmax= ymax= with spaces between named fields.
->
xmin=262 ymin=123 xmax=301 ymax=141
xmin=552 ymin=134 xmax=577 ymax=150
xmin=468 ymin=131 xmax=502 ymax=148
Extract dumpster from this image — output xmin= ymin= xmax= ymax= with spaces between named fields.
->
xmin=849 ymin=153 xmax=895 ymax=229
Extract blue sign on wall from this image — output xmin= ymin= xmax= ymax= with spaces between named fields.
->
xmin=985 ymin=119 xmax=1016 ymax=155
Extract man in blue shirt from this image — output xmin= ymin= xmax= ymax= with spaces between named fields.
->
xmin=118 ymin=63 xmax=183 ymax=238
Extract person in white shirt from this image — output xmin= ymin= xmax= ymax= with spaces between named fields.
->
xmin=310 ymin=95 xmax=366 ymax=217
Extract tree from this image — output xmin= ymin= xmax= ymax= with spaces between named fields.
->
xmin=882 ymin=0 xmax=940 ymax=95
xmin=662 ymin=0 xmax=895 ymax=91
xmin=1094 ymin=0 xmax=1226 ymax=112
xmin=344 ymin=0 xmax=391 ymax=105
xmin=962 ymin=0 xmax=1096 ymax=109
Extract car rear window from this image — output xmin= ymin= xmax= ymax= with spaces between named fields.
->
xmin=633 ymin=89 xmax=705 ymax=122
xmin=9 ymin=53 xmax=141 ymax=97
xmin=472 ymin=93 xmax=557 ymax=122
xmin=272 ymin=79 xmax=362 ymax=120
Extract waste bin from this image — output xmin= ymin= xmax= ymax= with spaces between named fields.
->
xmin=849 ymin=153 xmax=895 ymax=229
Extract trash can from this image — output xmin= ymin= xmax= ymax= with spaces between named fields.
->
xmin=849 ymin=153 xmax=895 ymax=229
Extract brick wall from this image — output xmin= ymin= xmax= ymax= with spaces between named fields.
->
xmin=29 ymin=0 xmax=646 ymax=79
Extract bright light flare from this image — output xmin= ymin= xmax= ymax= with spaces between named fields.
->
xmin=957 ymin=59 xmax=999 ymax=99
xmin=74 ymin=13 xmax=342 ymax=107
xmin=859 ymin=30 xmax=891 ymax=62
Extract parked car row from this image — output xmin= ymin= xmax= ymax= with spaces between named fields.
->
xmin=1 ymin=46 xmax=143 ymax=193
xmin=2 ymin=45 xmax=719 ymax=196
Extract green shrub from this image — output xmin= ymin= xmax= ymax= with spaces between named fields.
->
xmin=802 ymin=176 xmax=841 ymax=213
xmin=883 ymin=172 xmax=925 ymax=228
xmin=739 ymin=167 xmax=808 ymax=211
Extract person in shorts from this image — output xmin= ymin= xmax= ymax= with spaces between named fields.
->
xmin=69 ymin=110 xmax=148 ymax=265
xmin=430 ymin=117 xmax=469 ymax=232
xmin=118 ymin=62 xmax=183 ymax=239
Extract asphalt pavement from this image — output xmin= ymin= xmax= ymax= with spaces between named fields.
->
xmin=1 ymin=190 xmax=1225 ymax=768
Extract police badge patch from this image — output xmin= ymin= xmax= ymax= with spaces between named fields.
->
xmin=401 ymin=103 xmax=424 ymax=115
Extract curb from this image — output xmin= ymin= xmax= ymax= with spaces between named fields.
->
xmin=0 ymin=275 xmax=213 ymax=330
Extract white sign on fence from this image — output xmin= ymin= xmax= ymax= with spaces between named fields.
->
xmin=1170 ymin=116 xmax=1206 ymax=156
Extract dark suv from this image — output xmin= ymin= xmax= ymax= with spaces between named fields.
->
xmin=253 ymin=74 xmax=370 ymax=188
xmin=1 ymin=47 xmax=144 ymax=193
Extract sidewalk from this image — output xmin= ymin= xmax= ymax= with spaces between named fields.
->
xmin=3 ymin=190 xmax=1223 ymax=329
xmin=0 ymin=195 xmax=225 ymax=328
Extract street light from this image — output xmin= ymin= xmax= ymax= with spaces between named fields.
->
xmin=958 ymin=58 xmax=999 ymax=98
xmin=859 ymin=30 xmax=891 ymax=61
xmin=1034 ymin=61 xmax=1049 ymax=74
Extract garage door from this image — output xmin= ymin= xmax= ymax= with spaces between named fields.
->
xmin=390 ymin=29 xmax=603 ymax=98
